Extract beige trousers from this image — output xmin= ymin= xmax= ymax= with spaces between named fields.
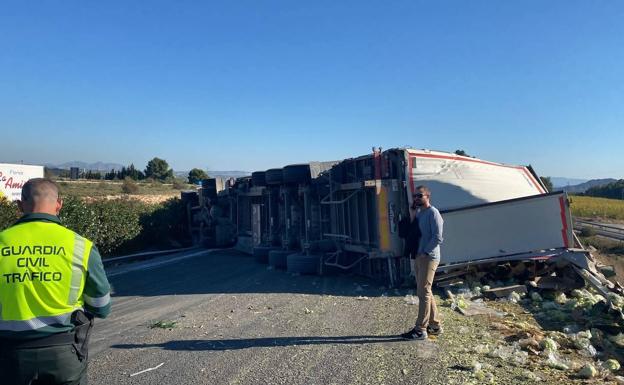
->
xmin=414 ymin=255 xmax=440 ymax=331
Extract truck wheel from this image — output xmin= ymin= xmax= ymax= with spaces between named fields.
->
xmin=283 ymin=164 xmax=311 ymax=184
xmin=287 ymin=253 xmax=320 ymax=275
xmin=268 ymin=250 xmax=291 ymax=269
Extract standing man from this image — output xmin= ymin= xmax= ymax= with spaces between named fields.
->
xmin=0 ymin=178 xmax=111 ymax=384
xmin=401 ymin=185 xmax=443 ymax=340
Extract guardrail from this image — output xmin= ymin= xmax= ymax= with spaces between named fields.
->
xmin=102 ymin=246 xmax=200 ymax=267
xmin=573 ymin=219 xmax=624 ymax=241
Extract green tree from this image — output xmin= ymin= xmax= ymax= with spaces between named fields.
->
xmin=144 ymin=157 xmax=174 ymax=181
xmin=540 ymin=176 xmax=553 ymax=192
xmin=188 ymin=168 xmax=208 ymax=184
xmin=454 ymin=149 xmax=469 ymax=157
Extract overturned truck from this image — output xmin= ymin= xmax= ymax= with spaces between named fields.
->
xmin=189 ymin=147 xmax=622 ymax=309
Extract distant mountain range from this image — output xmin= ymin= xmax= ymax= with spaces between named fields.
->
xmin=46 ymin=161 xmax=125 ymax=171
xmin=551 ymin=177 xmax=588 ymax=188
xmin=557 ymin=178 xmax=618 ymax=194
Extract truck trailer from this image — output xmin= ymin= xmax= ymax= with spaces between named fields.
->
xmin=188 ymin=147 xmax=618 ymax=305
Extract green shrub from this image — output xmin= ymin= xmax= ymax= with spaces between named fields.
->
xmin=580 ymin=226 xmax=597 ymax=237
xmin=1 ymin=195 xmax=190 ymax=257
xmin=135 ymin=198 xmax=188 ymax=249
xmin=0 ymin=198 xmax=20 ymax=231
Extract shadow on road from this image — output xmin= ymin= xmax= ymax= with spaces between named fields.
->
xmin=108 ymin=249 xmax=414 ymax=298
xmin=112 ymin=335 xmax=404 ymax=351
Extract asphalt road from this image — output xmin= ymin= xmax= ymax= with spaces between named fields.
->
xmin=87 ymin=249 xmax=446 ymax=385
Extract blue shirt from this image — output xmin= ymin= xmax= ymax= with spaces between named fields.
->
xmin=416 ymin=206 xmax=444 ymax=260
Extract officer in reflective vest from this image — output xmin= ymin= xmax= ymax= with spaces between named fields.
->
xmin=0 ymin=178 xmax=111 ymax=385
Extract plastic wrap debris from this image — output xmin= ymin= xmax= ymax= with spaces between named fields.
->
xmin=545 ymin=352 xmax=569 ymax=370
xmin=567 ymin=330 xmax=597 ymax=357
xmin=486 ymin=343 xmax=527 ymax=365
xmin=130 ymin=362 xmax=165 ymax=377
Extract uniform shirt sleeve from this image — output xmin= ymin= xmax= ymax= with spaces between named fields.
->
xmin=82 ymin=246 xmax=112 ymax=318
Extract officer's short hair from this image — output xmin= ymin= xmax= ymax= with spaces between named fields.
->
xmin=21 ymin=178 xmax=60 ymax=204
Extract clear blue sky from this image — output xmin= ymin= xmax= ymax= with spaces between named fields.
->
xmin=1 ymin=1 xmax=622 ymax=179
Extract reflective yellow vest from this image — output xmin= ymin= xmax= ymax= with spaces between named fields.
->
xmin=0 ymin=221 xmax=92 ymax=331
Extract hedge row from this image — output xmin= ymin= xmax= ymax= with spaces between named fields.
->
xmin=0 ymin=196 xmax=190 ymax=257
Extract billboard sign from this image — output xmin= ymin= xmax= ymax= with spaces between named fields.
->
xmin=0 ymin=163 xmax=45 ymax=201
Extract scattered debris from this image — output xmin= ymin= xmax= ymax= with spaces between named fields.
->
xmin=130 ymin=362 xmax=164 ymax=377
xmin=304 ymin=307 xmax=313 ymax=314
xmin=403 ymin=295 xmax=419 ymax=305
xmin=149 ymin=320 xmax=177 ymax=329
xmin=483 ymin=285 xmax=527 ymax=299
xmin=356 ymin=296 xmax=370 ymax=301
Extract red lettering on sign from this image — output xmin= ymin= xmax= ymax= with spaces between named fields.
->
xmin=4 ymin=177 xmax=24 ymax=190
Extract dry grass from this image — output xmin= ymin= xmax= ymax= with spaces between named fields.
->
xmin=57 ymin=179 xmax=194 ymax=199
xmin=569 ymin=195 xmax=624 ymax=221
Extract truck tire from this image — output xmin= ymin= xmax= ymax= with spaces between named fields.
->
xmin=265 ymin=168 xmax=284 ymax=185
xmin=287 ymin=253 xmax=320 ymax=275
xmin=251 ymin=171 xmax=266 ymax=186
xmin=253 ymin=246 xmax=273 ymax=263
xmin=268 ymin=250 xmax=291 ymax=269
xmin=283 ymin=164 xmax=311 ymax=184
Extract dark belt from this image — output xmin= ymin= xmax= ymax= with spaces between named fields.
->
xmin=1 ymin=332 xmax=75 ymax=349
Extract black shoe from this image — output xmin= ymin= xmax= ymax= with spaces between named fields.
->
xmin=427 ymin=325 xmax=443 ymax=336
xmin=400 ymin=328 xmax=427 ymax=340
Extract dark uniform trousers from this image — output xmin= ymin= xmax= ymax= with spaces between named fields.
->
xmin=1 ymin=343 xmax=87 ymax=385
xmin=0 ymin=311 xmax=93 ymax=385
